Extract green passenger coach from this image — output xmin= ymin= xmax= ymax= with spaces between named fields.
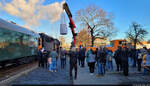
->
xmin=0 ymin=18 xmax=40 ymax=67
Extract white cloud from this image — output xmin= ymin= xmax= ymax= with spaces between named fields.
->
xmin=4 ymin=4 xmax=20 ymax=16
xmin=0 ymin=2 xmax=3 ymax=10
xmin=39 ymin=1 xmax=65 ymax=23
xmin=0 ymin=0 xmax=65 ymax=28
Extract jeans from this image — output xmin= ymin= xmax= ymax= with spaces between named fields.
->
xmin=38 ymin=58 xmax=42 ymax=67
xmin=64 ymin=58 xmax=66 ymax=65
xmin=115 ymin=59 xmax=122 ymax=71
xmin=107 ymin=61 xmax=113 ymax=71
xmin=43 ymin=58 xmax=48 ymax=68
xmin=106 ymin=60 xmax=109 ymax=70
xmin=128 ymin=57 xmax=134 ymax=67
xmin=122 ymin=62 xmax=129 ymax=76
xmin=137 ymin=59 xmax=142 ymax=71
xmin=81 ymin=58 xmax=85 ymax=67
xmin=49 ymin=63 xmax=52 ymax=71
xmin=70 ymin=63 xmax=77 ymax=79
xmin=61 ymin=58 xmax=66 ymax=69
xmin=143 ymin=68 xmax=147 ymax=76
xmin=52 ymin=60 xmax=56 ymax=71
xmin=97 ymin=62 xmax=105 ymax=75
xmin=78 ymin=59 xmax=81 ymax=66
xmin=49 ymin=58 xmax=56 ymax=71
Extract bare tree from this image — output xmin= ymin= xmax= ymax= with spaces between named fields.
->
xmin=76 ymin=29 xmax=91 ymax=47
xmin=75 ymin=5 xmax=115 ymax=47
xmin=126 ymin=22 xmax=148 ymax=49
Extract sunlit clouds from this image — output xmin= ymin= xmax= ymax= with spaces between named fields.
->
xmin=0 ymin=0 xmax=65 ymax=27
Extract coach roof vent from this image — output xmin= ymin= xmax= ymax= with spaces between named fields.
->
xmin=10 ymin=21 xmax=16 ymax=24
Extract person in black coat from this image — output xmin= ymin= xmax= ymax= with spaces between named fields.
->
xmin=69 ymin=47 xmax=78 ymax=80
xmin=37 ymin=48 xmax=42 ymax=67
xmin=42 ymin=50 xmax=48 ymax=68
xmin=121 ymin=47 xmax=129 ymax=76
xmin=80 ymin=47 xmax=86 ymax=67
xmin=60 ymin=47 xmax=66 ymax=69
xmin=114 ymin=47 xmax=122 ymax=71
xmin=137 ymin=49 xmax=142 ymax=72
xmin=96 ymin=47 xmax=106 ymax=76
xmin=132 ymin=49 xmax=137 ymax=67
xmin=77 ymin=48 xmax=81 ymax=66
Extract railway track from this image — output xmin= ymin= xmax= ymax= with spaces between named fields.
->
xmin=0 ymin=61 xmax=38 ymax=82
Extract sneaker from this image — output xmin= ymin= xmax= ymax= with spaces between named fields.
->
xmin=74 ymin=77 xmax=77 ymax=80
xmin=70 ymin=77 xmax=73 ymax=80
xmin=101 ymin=74 xmax=104 ymax=77
xmin=96 ymin=74 xmax=101 ymax=77
xmin=90 ymin=73 xmax=94 ymax=75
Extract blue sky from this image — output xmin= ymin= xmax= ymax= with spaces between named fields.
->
xmin=66 ymin=0 xmax=150 ymax=40
xmin=0 ymin=0 xmax=150 ymax=43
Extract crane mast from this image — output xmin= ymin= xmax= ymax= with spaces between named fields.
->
xmin=63 ymin=3 xmax=76 ymax=46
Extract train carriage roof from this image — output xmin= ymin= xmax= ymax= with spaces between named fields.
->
xmin=39 ymin=33 xmax=60 ymax=45
xmin=39 ymin=33 xmax=54 ymax=42
xmin=54 ymin=39 xmax=60 ymax=45
xmin=0 ymin=18 xmax=40 ymax=37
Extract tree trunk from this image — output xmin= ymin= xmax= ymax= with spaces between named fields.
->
xmin=91 ymin=36 xmax=94 ymax=47
xmin=134 ymin=39 xmax=137 ymax=50
xmin=90 ymin=28 xmax=94 ymax=47
xmin=133 ymin=39 xmax=137 ymax=67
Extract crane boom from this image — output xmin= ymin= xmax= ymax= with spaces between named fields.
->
xmin=63 ymin=3 xmax=76 ymax=46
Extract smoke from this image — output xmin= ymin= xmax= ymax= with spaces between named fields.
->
xmin=0 ymin=0 xmax=65 ymax=27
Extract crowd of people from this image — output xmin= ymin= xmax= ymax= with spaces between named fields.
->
xmin=37 ymin=47 xmax=67 ymax=72
xmin=37 ymin=46 xmax=150 ymax=80
xmin=85 ymin=47 xmax=114 ymax=76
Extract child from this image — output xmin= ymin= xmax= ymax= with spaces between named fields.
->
xmin=48 ymin=57 xmax=52 ymax=72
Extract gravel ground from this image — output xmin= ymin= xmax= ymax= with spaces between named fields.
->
xmin=8 ymin=58 xmax=73 ymax=86
xmin=4 ymin=58 xmax=150 ymax=86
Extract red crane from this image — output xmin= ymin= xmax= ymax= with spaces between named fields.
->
xmin=63 ymin=3 xmax=76 ymax=46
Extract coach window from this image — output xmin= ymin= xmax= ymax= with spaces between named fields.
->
xmin=0 ymin=28 xmax=12 ymax=48
xmin=23 ymin=34 xmax=29 ymax=46
xmin=119 ymin=41 xmax=122 ymax=45
xmin=110 ymin=42 xmax=114 ymax=47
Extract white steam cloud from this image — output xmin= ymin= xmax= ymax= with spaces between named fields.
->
xmin=0 ymin=0 xmax=65 ymax=27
